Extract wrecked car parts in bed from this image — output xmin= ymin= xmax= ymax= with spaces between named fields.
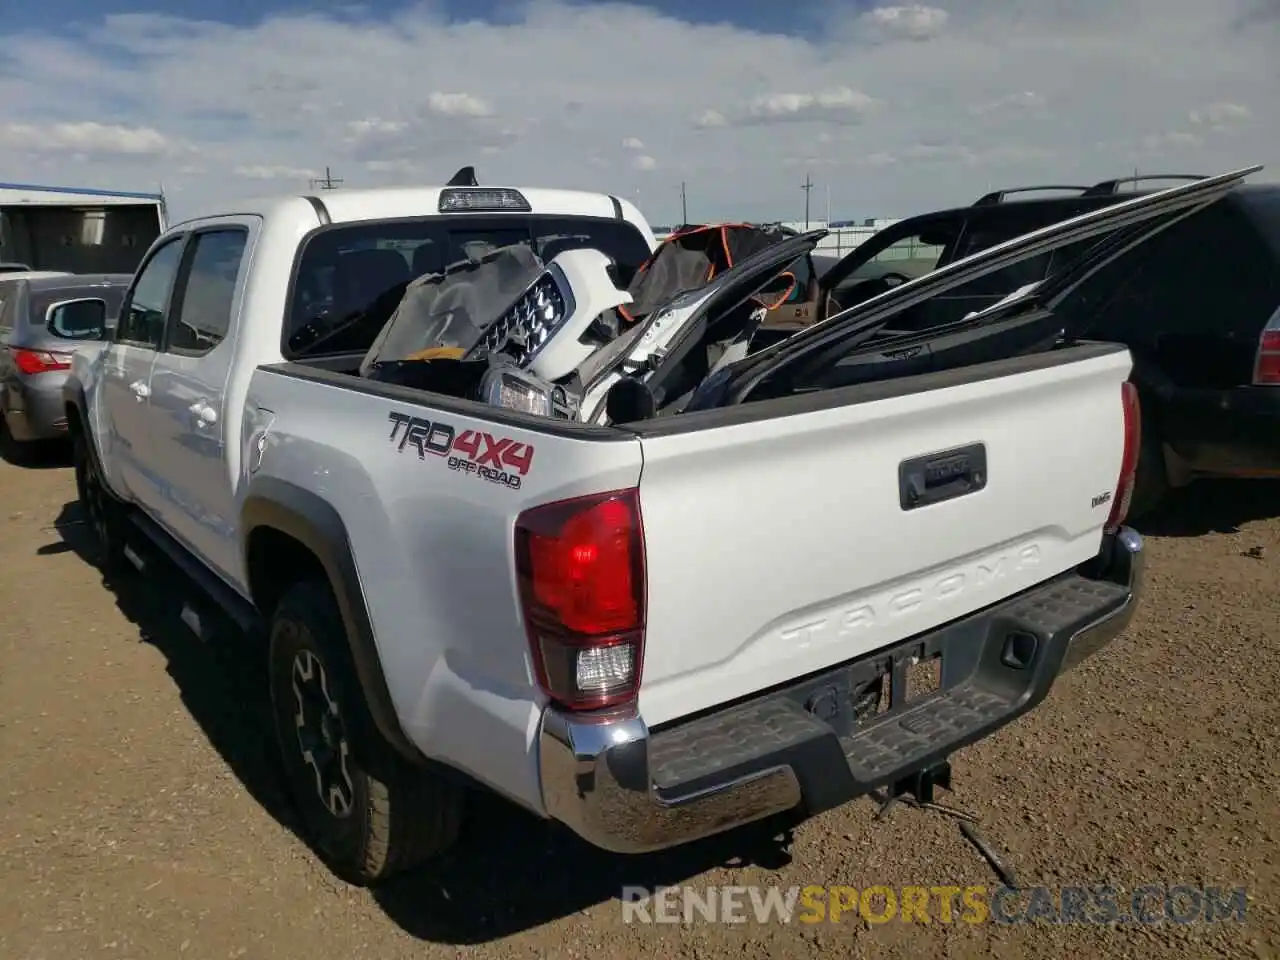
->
xmin=357 ymin=168 xmax=1265 ymax=427
xmin=358 ymin=219 xmax=822 ymax=423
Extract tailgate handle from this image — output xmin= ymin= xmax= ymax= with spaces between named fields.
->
xmin=899 ymin=443 xmax=987 ymax=510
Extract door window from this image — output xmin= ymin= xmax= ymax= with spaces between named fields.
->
xmin=167 ymin=229 xmax=248 ymax=356
xmin=116 ymin=238 xmax=185 ymax=348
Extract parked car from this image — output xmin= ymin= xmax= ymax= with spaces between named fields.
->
xmin=812 ymin=174 xmax=1280 ymax=516
xmin=0 ymin=273 xmax=130 ymax=452
xmin=61 ymin=168 xmax=1256 ymax=886
xmin=0 ymin=261 xmax=33 ymax=274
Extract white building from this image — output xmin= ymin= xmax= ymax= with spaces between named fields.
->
xmin=0 ymin=181 xmax=168 ymax=273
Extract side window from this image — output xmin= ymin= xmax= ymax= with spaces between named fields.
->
xmin=167 ymin=229 xmax=248 ymax=356
xmin=869 ymin=234 xmax=950 ymax=272
xmin=117 ymin=238 xmax=185 ymax=348
xmin=828 ymin=223 xmax=960 ymax=317
xmin=1071 ymin=203 xmax=1278 ymax=343
xmin=947 ymin=217 xmax=1053 ymax=297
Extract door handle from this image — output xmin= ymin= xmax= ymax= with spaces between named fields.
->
xmin=130 ymin=380 xmax=150 ymax=400
xmin=189 ymin=402 xmax=218 ymax=427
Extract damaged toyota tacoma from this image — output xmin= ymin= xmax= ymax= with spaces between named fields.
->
xmin=62 ymin=165 xmax=1258 ymax=885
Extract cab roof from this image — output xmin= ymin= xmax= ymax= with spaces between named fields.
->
xmin=175 ymin=185 xmax=648 ymax=234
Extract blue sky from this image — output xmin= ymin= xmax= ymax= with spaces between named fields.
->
xmin=10 ymin=0 xmax=827 ymax=36
xmin=2 ymin=0 xmax=1274 ymax=222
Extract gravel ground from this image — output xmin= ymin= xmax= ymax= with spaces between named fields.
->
xmin=0 ymin=444 xmax=1277 ymax=960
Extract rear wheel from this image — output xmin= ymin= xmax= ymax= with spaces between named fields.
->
xmin=72 ymin=427 xmax=130 ymax=575
xmin=267 ymin=579 xmax=463 ymax=885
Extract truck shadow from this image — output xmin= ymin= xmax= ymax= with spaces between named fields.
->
xmin=45 ymin=500 xmax=800 ymax=945
xmin=1131 ymin=478 xmax=1280 ymax=537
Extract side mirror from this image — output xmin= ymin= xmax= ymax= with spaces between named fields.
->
xmin=47 ymin=298 xmax=108 ymax=341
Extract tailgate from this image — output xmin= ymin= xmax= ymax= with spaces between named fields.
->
xmin=633 ymin=344 xmax=1131 ymax=727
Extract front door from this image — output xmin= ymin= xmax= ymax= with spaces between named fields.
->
xmin=99 ymin=235 xmax=186 ymax=504
xmin=147 ymin=222 xmax=256 ymax=583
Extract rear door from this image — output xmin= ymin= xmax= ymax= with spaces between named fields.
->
xmin=100 ymin=235 xmax=187 ymax=503
xmin=146 ymin=220 xmax=257 ymax=582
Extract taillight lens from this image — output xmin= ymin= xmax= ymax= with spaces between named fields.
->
xmin=515 ymin=488 xmax=647 ymax=711
xmin=1106 ymin=381 xmax=1142 ymax=532
xmin=1253 ymin=329 xmax=1280 ymax=386
xmin=10 ymin=347 xmax=72 ymax=375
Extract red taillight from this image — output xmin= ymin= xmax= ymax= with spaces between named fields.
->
xmin=515 ymin=488 xmax=646 ymax=712
xmin=1253 ymin=329 xmax=1280 ymax=385
xmin=10 ymin=347 xmax=72 ymax=375
xmin=1106 ymin=381 xmax=1142 ymax=532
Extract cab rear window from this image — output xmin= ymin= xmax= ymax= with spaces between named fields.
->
xmin=284 ymin=215 xmax=652 ymax=359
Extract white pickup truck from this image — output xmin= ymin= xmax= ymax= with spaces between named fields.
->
xmin=62 ymin=168 xmax=1252 ymax=885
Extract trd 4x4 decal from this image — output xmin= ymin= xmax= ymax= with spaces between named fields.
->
xmin=387 ymin=411 xmax=535 ymax=490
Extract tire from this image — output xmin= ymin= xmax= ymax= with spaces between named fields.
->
xmin=267 ymin=579 xmax=463 ymax=886
xmin=71 ymin=427 xmax=130 ymax=576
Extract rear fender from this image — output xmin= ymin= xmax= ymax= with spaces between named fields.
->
xmin=240 ymin=476 xmax=424 ymax=766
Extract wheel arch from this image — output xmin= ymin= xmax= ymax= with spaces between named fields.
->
xmin=62 ymin=373 xmax=88 ymax=438
xmin=241 ymin=476 xmax=424 ymax=766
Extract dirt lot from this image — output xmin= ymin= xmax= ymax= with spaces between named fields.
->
xmin=0 ymin=446 xmax=1277 ymax=960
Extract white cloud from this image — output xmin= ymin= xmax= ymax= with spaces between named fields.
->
xmin=425 ymin=92 xmax=495 ymax=118
xmin=969 ymin=91 xmax=1047 ymax=116
xmin=735 ymin=87 xmax=881 ymax=126
xmin=1189 ymin=102 xmax=1252 ymax=127
xmin=234 ymin=164 xmax=322 ymax=181
xmin=858 ymin=4 xmax=951 ymax=41
xmin=1 ymin=1 xmax=1275 ymax=224
xmin=0 ymin=121 xmax=182 ymax=158
xmin=347 ymin=118 xmax=409 ymax=140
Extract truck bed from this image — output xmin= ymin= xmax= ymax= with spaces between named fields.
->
xmin=249 ymin=338 xmax=1131 ymax=738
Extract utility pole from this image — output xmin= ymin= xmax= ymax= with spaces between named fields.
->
xmin=309 ymin=166 xmax=344 ymax=191
xmin=680 ymin=181 xmax=688 ymax=225
xmin=801 ymin=172 xmax=814 ymax=229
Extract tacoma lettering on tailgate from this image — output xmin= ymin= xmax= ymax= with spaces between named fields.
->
xmin=780 ymin=544 xmax=1043 ymax=651
xmin=387 ymin=411 xmax=535 ymax=490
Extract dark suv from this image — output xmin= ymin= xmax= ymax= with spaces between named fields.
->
xmin=810 ymin=175 xmax=1280 ymax=517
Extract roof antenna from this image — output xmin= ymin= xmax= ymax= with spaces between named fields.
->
xmin=447 ymin=166 xmax=478 ymax=187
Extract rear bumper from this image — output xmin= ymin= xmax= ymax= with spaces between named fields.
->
xmin=3 ymin=376 xmax=69 ymax=441
xmin=537 ymin=527 xmax=1145 ymax=854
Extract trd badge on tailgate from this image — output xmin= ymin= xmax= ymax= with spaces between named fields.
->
xmin=387 ymin=411 xmax=535 ymax=490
